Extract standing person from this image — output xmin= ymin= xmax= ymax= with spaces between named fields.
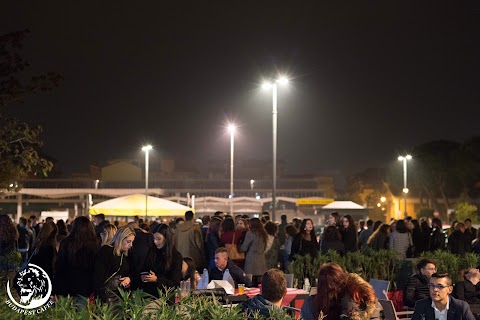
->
xmin=472 ymin=229 xmax=480 ymax=254
xmin=429 ymin=218 xmax=446 ymax=251
xmin=220 ymin=217 xmax=244 ymax=267
xmin=16 ymin=217 xmax=33 ymax=263
xmin=327 ymin=212 xmax=341 ymax=227
xmin=127 ymin=221 xmax=153 ymax=290
xmin=412 ymin=273 xmax=475 ymax=320
xmin=240 ymin=218 xmax=268 ymax=287
xmin=30 ymin=221 xmax=57 ymax=279
xmin=341 ymin=215 xmax=358 ymax=253
xmin=448 ymin=222 xmax=471 ymax=255
xmin=174 ymin=210 xmax=204 ymax=272
xmin=283 ymin=224 xmax=297 ymax=272
xmin=389 ymin=219 xmax=412 ymax=259
xmin=56 ymin=219 xmax=68 ymax=237
xmin=320 ymin=225 xmax=345 ymax=256
xmin=0 ymin=214 xmax=19 ymax=273
xmin=373 ymin=220 xmax=382 ymax=232
xmin=93 ymin=214 xmax=109 ymax=244
xmin=201 ymin=215 xmax=210 ymax=242
xmin=140 ymin=224 xmax=182 ymax=297
xmin=411 ymin=219 xmax=424 ymax=257
xmin=289 ymin=218 xmax=319 ymax=260
xmin=367 ymin=224 xmax=390 ymax=250
xmin=29 ymin=215 xmax=41 ymax=238
xmin=54 ymin=216 xmax=100 ymax=308
xmin=264 ymin=221 xmax=280 ymax=270
xmin=236 ymin=218 xmax=249 ymax=232
xmin=358 ymin=219 xmax=373 ymax=251
xmin=207 ymin=217 xmax=222 ymax=270
xmin=277 ymin=214 xmax=288 ymax=270
xmin=464 ymin=219 xmax=477 ymax=245
xmin=93 ymin=226 xmax=135 ymax=304
xmin=100 ymin=224 xmax=117 ymax=246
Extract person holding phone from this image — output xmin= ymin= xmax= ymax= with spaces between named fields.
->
xmin=140 ymin=224 xmax=183 ymax=297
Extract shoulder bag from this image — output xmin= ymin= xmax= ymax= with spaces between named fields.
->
xmin=99 ymin=253 xmax=123 ymax=304
xmin=225 ymin=232 xmax=245 ymax=261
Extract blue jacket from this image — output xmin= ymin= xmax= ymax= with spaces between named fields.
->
xmin=412 ymin=296 xmax=476 ymax=320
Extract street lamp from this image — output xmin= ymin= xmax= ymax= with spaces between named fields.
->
xmin=228 ymin=124 xmax=235 ymax=215
xmin=398 ymin=154 xmax=412 ymax=217
xmin=142 ymin=145 xmax=152 ymax=220
xmin=262 ymin=76 xmax=289 ymax=222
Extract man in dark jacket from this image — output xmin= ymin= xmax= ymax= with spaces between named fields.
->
xmin=241 ymin=269 xmax=287 ymax=318
xmin=465 ymin=219 xmax=477 ymax=245
xmin=404 ymin=258 xmax=437 ymax=308
xmin=453 ymin=268 xmax=480 ymax=316
xmin=209 ymin=247 xmax=251 ymax=287
xmin=412 ymin=273 xmax=475 ymax=320
xmin=449 ymin=223 xmax=472 ymax=255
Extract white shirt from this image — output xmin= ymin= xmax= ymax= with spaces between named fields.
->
xmin=431 ymin=297 xmax=450 ymax=320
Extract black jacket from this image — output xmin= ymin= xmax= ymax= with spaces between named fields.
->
xmin=341 ymin=227 xmax=358 ymax=253
xmin=453 ymin=280 xmax=480 ymax=305
xmin=128 ymin=228 xmax=154 ymax=290
xmin=429 ymin=228 xmax=446 ymax=251
xmin=412 ymin=296 xmax=476 ymax=320
xmin=241 ymin=294 xmax=276 ymax=318
xmin=320 ymin=239 xmax=345 ymax=256
xmin=209 ymin=259 xmax=252 ymax=287
xmin=448 ymin=231 xmax=471 ymax=255
xmin=289 ymin=232 xmax=319 ymax=261
xmin=404 ymin=274 xmax=430 ymax=308
xmin=93 ymin=245 xmax=130 ymax=295
xmin=139 ymin=246 xmax=183 ymax=297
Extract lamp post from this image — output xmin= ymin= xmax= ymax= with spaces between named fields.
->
xmin=142 ymin=145 xmax=152 ymax=220
xmin=398 ymin=155 xmax=412 ymax=217
xmin=262 ymin=76 xmax=289 ymax=222
xmin=228 ymin=124 xmax=235 ymax=215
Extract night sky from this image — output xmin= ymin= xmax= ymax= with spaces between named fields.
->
xmin=2 ymin=2 xmax=479 ymax=183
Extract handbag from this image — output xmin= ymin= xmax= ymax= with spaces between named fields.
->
xmin=406 ymin=234 xmax=415 ymax=258
xmin=225 ymin=233 xmax=245 ymax=261
xmin=99 ymin=253 xmax=123 ymax=304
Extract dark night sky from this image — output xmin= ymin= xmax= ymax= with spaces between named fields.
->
xmin=1 ymin=2 xmax=479 ymax=184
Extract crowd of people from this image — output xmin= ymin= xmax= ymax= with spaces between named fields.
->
xmin=1 ymin=210 xmax=480 ymax=319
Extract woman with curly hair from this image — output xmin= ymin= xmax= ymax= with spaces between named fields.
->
xmin=30 ymin=221 xmax=57 ymax=279
xmin=240 ymin=218 xmax=268 ymax=287
xmin=0 ymin=214 xmax=19 ymax=272
xmin=301 ymin=263 xmax=348 ymax=320
xmin=340 ymin=273 xmax=383 ymax=319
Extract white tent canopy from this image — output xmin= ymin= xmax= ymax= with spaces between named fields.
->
xmin=89 ymin=194 xmax=193 ymax=217
xmin=321 ymin=201 xmax=365 ymax=210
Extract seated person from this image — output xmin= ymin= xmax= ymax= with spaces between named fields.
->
xmin=454 ymin=268 xmax=480 ymax=316
xmin=241 ymin=268 xmax=287 ymax=318
xmin=404 ymin=258 xmax=437 ymax=308
xmin=341 ymin=273 xmax=383 ymax=319
xmin=412 ymin=272 xmax=475 ymax=320
xmin=209 ymin=247 xmax=252 ymax=288
xmin=181 ymin=256 xmax=201 ymax=289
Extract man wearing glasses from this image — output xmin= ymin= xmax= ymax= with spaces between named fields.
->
xmin=412 ymin=273 xmax=475 ymax=320
xmin=405 ymin=258 xmax=438 ymax=308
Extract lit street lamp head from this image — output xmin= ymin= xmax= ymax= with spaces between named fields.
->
xmin=142 ymin=145 xmax=152 ymax=152
xmin=227 ymin=124 xmax=236 ymax=134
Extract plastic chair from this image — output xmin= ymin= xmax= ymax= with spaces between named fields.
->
xmin=369 ymin=279 xmax=390 ymax=299
xmin=378 ymin=299 xmax=414 ymax=319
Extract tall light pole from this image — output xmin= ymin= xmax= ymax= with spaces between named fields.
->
xmin=142 ymin=145 xmax=152 ymax=220
xmin=398 ymin=154 xmax=412 ymax=217
xmin=262 ymin=76 xmax=289 ymax=222
xmin=228 ymin=124 xmax=235 ymax=215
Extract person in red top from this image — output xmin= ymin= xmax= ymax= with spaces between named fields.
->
xmin=220 ymin=217 xmax=245 ymax=268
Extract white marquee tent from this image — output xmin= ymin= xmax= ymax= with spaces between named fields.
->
xmin=89 ymin=194 xmax=193 ymax=217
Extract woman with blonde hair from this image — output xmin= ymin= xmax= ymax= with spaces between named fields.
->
xmin=101 ymin=223 xmax=117 ymax=246
xmin=94 ymin=226 xmax=135 ymax=304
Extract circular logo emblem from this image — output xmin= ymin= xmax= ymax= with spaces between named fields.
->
xmin=6 ymin=263 xmax=52 ymax=310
